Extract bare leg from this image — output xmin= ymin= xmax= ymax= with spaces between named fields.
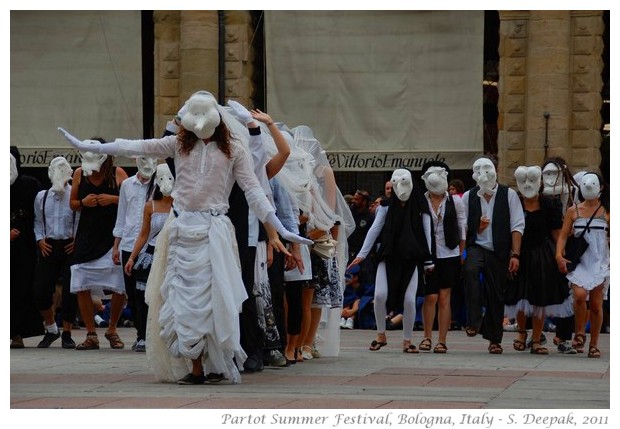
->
xmin=422 ymin=293 xmax=438 ymax=342
xmin=106 ymin=292 xmax=126 ymax=335
xmin=437 ymin=288 xmax=451 ymax=345
xmin=588 ymin=285 xmax=605 ymax=349
xmin=77 ymin=290 xmax=96 ymax=333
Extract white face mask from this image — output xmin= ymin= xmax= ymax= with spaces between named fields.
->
xmin=155 ymin=164 xmax=175 ymax=197
xmin=391 ymin=168 xmax=413 ymax=202
xmin=10 ymin=154 xmax=18 ymax=185
xmin=422 ymin=166 xmax=449 ymax=196
xmin=514 ymin=165 xmax=541 ymax=199
xmin=472 ymin=158 xmax=497 ymax=194
xmin=80 ymin=151 xmax=107 ymax=176
xmin=542 ymin=162 xmax=567 ymax=196
xmin=136 ymin=156 xmax=158 ymax=180
xmin=48 ymin=157 xmax=73 ymax=195
xmin=180 ymin=92 xmax=221 ymax=140
xmin=579 ymin=173 xmax=601 ymax=201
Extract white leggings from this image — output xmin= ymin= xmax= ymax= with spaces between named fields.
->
xmin=373 ymin=261 xmax=419 ymax=341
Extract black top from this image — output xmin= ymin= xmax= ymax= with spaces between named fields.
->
xmin=71 ymin=169 xmax=120 ymax=265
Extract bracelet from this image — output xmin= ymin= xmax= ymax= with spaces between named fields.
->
xmin=510 ymin=251 xmax=520 ymax=260
xmin=79 ymin=198 xmax=84 ymax=207
xmin=266 ymin=121 xmax=274 ymax=127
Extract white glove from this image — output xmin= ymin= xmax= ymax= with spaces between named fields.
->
xmin=227 ymin=100 xmax=253 ymax=125
xmin=57 ymin=128 xmax=119 ymax=155
xmin=165 ymin=120 xmax=180 ymax=135
xmin=265 ymin=212 xmax=313 ymax=246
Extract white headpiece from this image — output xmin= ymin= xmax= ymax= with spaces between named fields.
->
xmin=473 ymin=157 xmax=497 ymax=197
xmin=10 ymin=153 xmax=18 ymax=185
xmin=80 ymin=140 xmax=108 ymax=176
xmin=48 ymin=157 xmax=72 ymax=195
xmin=136 ymin=156 xmax=158 ymax=180
xmin=391 ymin=168 xmax=413 ymax=202
xmin=155 ymin=163 xmax=175 ymax=197
xmin=514 ymin=165 xmax=541 ymax=199
xmin=542 ymin=161 xmax=568 ymax=196
xmin=579 ymin=172 xmax=601 ymax=201
xmin=180 ymin=91 xmax=221 ymax=140
xmin=422 ymin=166 xmax=449 ymax=196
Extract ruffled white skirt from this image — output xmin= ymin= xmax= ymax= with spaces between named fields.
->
xmin=144 ymin=210 xmax=248 ymax=383
xmin=70 ymin=248 xmax=124 ymax=296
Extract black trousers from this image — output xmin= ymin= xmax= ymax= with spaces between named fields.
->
xmin=463 ymin=245 xmax=507 ymax=344
xmin=267 ymin=250 xmax=287 ymax=351
xmin=33 ymin=239 xmax=77 ymax=324
xmin=239 ymin=246 xmax=263 ymax=358
xmin=121 ymin=250 xmax=148 ymax=341
xmin=284 ymin=280 xmax=305 ymax=335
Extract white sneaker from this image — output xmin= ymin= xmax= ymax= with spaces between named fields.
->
xmin=340 ymin=317 xmax=346 ymax=328
xmin=344 ymin=318 xmax=355 ymax=330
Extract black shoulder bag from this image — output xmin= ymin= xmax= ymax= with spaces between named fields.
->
xmin=564 ymin=204 xmax=601 ymax=272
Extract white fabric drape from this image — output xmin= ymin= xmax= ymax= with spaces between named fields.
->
xmin=265 ymin=11 xmax=484 ymax=157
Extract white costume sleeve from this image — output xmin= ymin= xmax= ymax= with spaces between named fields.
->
xmin=507 ymin=188 xmax=526 ymax=234
xmin=33 ymin=190 xmax=46 ymax=242
xmin=112 ymin=180 xmax=129 ymax=239
xmin=453 ymin=194 xmax=467 ymax=240
xmin=357 ymin=204 xmax=387 ymax=259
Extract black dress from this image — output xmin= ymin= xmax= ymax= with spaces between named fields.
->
xmin=505 ymin=195 xmax=572 ymax=318
xmin=71 ymin=169 xmax=119 ymax=265
xmin=10 ymin=173 xmax=45 ymax=339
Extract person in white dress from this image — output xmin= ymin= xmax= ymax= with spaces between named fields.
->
xmin=556 ymin=172 xmax=609 ymax=358
xmin=58 ymin=90 xmax=311 ymax=384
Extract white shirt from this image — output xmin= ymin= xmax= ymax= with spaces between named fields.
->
xmin=33 ymin=185 xmax=76 ymax=241
xmin=115 ymin=135 xmax=274 ymax=221
xmin=424 ymin=191 xmax=467 ymax=259
xmin=461 ymin=185 xmax=525 ymax=251
xmin=113 ymin=174 xmax=151 ymax=252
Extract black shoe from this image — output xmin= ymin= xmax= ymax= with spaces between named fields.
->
xmin=206 ymin=372 xmax=226 ymax=383
xmin=177 ymin=373 xmax=206 ymax=385
xmin=61 ymin=333 xmax=76 ymax=349
xmin=243 ymin=354 xmax=264 ymax=373
xmin=37 ymin=331 xmax=61 ymax=348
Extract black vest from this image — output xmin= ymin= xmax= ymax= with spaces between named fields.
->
xmin=442 ymin=195 xmax=460 ymax=250
xmin=466 ymin=185 xmax=511 ymax=261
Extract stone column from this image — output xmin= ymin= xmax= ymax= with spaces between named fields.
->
xmin=153 ymin=11 xmax=258 ymax=134
xmin=497 ymin=10 xmax=604 ymax=184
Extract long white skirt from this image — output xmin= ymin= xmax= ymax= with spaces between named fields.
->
xmin=70 ymin=248 xmax=124 ymax=296
xmin=144 ymin=210 xmax=248 ymax=383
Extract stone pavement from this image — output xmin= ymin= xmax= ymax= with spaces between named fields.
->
xmin=10 ymin=327 xmax=610 ymax=410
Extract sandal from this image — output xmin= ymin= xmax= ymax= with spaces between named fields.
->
xmin=76 ymin=332 xmax=100 ymax=350
xmin=572 ymin=333 xmax=586 ymax=353
xmin=369 ymin=340 xmax=388 ymax=351
xmin=465 ymin=326 xmax=479 ymax=337
xmin=513 ymin=330 xmax=528 ymax=352
xmin=587 ymin=345 xmax=601 ymax=358
xmin=419 ymin=337 xmax=432 ymax=352
xmin=104 ymin=331 xmax=125 ymax=349
xmin=530 ymin=341 xmax=549 ymax=355
xmin=433 ymin=342 xmax=448 ymax=354
xmin=403 ymin=343 xmax=419 ymax=354
xmin=488 ymin=343 xmax=503 ymax=354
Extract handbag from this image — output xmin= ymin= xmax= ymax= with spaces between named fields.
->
xmin=564 ymin=203 xmax=601 ymax=272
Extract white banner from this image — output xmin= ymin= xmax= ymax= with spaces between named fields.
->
xmin=265 ymin=10 xmax=484 ymax=155
xmin=10 ymin=11 xmax=143 ymax=151
xmin=327 ymin=150 xmax=482 ymax=172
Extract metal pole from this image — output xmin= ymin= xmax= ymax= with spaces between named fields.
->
xmin=544 ymin=112 xmax=550 ymax=159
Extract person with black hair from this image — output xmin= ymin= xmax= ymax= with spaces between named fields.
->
xmin=418 ymin=161 xmax=466 ymax=353
xmin=68 ymin=139 xmax=129 ymax=351
xmin=10 ymin=147 xmax=45 ymax=348
xmin=348 ymin=168 xmax=433 ymax=354
xmin=556 ymin=172 xmax=609 ymax=358
xmin=124 ymin=163 xmax=175 ymax=353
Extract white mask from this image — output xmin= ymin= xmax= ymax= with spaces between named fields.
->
xmin=10 ymin=153 xmax=18 ymax=185
xmin=391 ymin=168 xmax=413 ymax=202
xmin=180 ymin=92 xmax=221 ymax=140
xmin=136 ymin=156 xmax=158 ymax=180
xmin=48 ymin=157 xmax=72 ymax=195
xmin=579 ymin=173 xmax=601 ymax=201
xmin=422 ymin=166 xmax=448 ymax=196
xmin=80 ymin=140 xmax=108 ymax=176
xmin=542 ymin=162 xmax=568 ymax=196
xmin=514 ymin=165 xmax=541 ymax=199
xmin=472 ymin=158 xmax=497 ymax=196
xmin=155 ymin=163 xmax=175 ymax=197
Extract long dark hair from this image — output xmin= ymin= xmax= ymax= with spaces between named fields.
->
xmin=146 ymin=174 xmax=163 ymax=201
xmin=542 ymin=156 xmax=578 ymax=207
xmin=177 ymin=117 xmax=234 ymax=159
